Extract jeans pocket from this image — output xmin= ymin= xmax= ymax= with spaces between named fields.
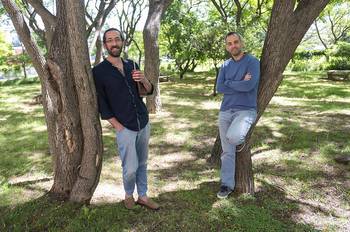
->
xmin=116 ymin=127 xmax=128 ymax=141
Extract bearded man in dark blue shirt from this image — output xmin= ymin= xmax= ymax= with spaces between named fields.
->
xmin=92 ymin=28 xmax=159 ymax=210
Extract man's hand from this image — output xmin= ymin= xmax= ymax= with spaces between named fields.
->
xmin=132 ymin=70 xmax=147 ymax=83
xmin=114 ymin=123 xmax=124 ymax=132
xmin=132 ymin=70 xmax=153 ymax=94
xmin=243 ymin=72 xmax=252 ymax=81
xmin=107 ymin=117 xmax=124 ymax=132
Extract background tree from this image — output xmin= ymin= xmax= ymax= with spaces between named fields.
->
xmin=143 ymin=0 xmax=173 ymax=113
xmin=0 ymin=30 xmax=15 ymax=74
xmin=85 ymin=0 xmax=117 ymax=66
xmin=161 ymin=0 xmax=205 ymax=79
xmin=8 ymin=46 xmax=31 ymax=78
xmin=114 ymin=0 xmax=146 ymax=62
xmin=314 ymin=0 xmax=350 ymax=50
xmin=287 ymin=0 xmax=350 ymax=72
xmin=209 ymin=0 xmax=272 ymax=39
xmin=127 ymin=31 xmax=145 ymax=66
xmin=210 ymin=0 xmax=330 ymax=194
xmin=201 ymin=9 xmax=229 ymax=96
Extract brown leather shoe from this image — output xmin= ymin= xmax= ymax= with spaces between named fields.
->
xmin=124 ymin=196 xmax=135 ymax=209
xmin=136 ymin=197 xmax=160 ymax=210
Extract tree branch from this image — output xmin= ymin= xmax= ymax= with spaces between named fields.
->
xmin=23 ymin=4 xmax=46 ymax=42
xmin=26 ymin=0 xmax=56 ymax=26
xmin=86 ymin=0 xmax=106 ymax=37
xmin=1 ymin=0 xmax=48 ymax=80
xmin=327 ymin=10 xmax=338 ymax=43
xmin=314 ymin=19 xmax=328 ymax=49
xmin=86 ymin=0 xmax=117 ymax=38
xmin=210 ymin=0 xmax=228 ymax=23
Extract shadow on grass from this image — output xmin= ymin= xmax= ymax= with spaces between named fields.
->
xmin=0 ymin=181 xmax=318 ymax=232
xmin=276 ymin=75 xmax=350 ymax=99
xmin=0 ymin=109 xmax=50 ymax=180
xmin=254 ymin=115 xmax=350 ymax=154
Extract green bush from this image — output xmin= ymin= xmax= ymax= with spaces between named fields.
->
xmin=288 ymin=55 xmax=327 ymax=72
xmin=327 ymin=57 xmax=350 ymax=70
xmin=289 ymin=59 xmax=309 ymax=72
xmin=326 ymin=42 xmax=350 ymax=70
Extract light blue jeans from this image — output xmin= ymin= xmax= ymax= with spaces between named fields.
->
xmin=116 ymin=123 xmax=150 ymax=197
xmin=218 ymin=109 xmax=257 ymax=190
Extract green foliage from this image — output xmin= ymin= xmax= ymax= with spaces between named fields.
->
xmin=327 ymin=57 xmax=350 ymax=70
xmin=289 ymin=42 xmax=350 ymax=72
xmin=203 ymin=9 xmax=230 ymax=67
xmin=0 ymin=6 xmax=6 ymax=16
xmin=327 ymin=41 xmax=350 ymax=57
xmin=288 ymin=51 xmax=327 ymax=72
xmin=0 ymin=30 xmax=32 ymax=76
xmin=161 ymin=0 xmax=206 ymax=78
xmin=126 ymin=31 xmax=144 ymax=64
xmin=160 ymin=0 xmax=272 ymax=77
xmin=0 ymin=31 xmax=14 ymax=73
xmin=208 ymin=0 xmax=272 ymax=57
xmin=8 ymin=52 xmax=31 ymax=74
xmin=326 ymin=42 xmax=350 ymax=70
xmin=314 ymin=1 xmax=350 ymax=49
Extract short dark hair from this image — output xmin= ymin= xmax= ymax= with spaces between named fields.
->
xmin=103 ymin=28 xmax=124 ymax=43
xmin=225 ymin=32 xmax=243 ymax=42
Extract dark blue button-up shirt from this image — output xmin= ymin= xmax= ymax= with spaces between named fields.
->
xmin=92 ymin=59 xmax=153 ymax=131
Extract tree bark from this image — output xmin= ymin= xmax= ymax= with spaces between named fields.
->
xmin=212 ymin=65 xmax=219 ymax=96
xmin=143 ymin=0 xmax=173 ymax=113
xmin=210 ymin=0 xmax=330 ymax=195
xmin=2 ymin=0 xmax=103 ymax=203
xmin=64 ymin=0 xmax=103 ymax=203
xmin=22 ymin=62 xmax=27 ymax=79
xmin=208 ymin=132 xmax=221 ymax=164
xmin=94 ymin=34 xmax=103 ymax=67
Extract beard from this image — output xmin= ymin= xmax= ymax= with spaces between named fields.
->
xmin=230 ymin=48 xmax=242 ymax=57
xmin=107 ymin=46 xmax=122 ymax=57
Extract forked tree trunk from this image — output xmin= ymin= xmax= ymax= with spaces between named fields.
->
xmin=143 ymin=0 xmax=173 ymax=113
xmin=2 ymin=0 xmax=103 ymax=203
xmin=210 ymin=0 xmax=330 ymax=195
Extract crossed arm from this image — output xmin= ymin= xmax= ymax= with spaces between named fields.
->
xmin=216 ymin=59 xmax=260 ymax=94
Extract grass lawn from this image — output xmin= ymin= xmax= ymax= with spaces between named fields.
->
xmin=0 ymin=72 xmax=349 ymax=231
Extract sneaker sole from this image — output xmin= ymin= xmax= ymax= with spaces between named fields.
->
xmin=236 ymin=142 xmax=246 ymax=153
xmin=217 ymin=192 xmax=232 ymax=199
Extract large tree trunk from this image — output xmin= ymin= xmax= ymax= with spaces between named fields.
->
xmin=64 ymin=0 xmax=103 ymax=202
xmin=143 ymin=0 xmax=173 ymax=113
xmin=46 ymin=0 xmax=84 ymax=200
xmin=210 ymin=0 xmax=330 ymax=195
xmin=2 ymin=0 xmax=103 ymax=203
